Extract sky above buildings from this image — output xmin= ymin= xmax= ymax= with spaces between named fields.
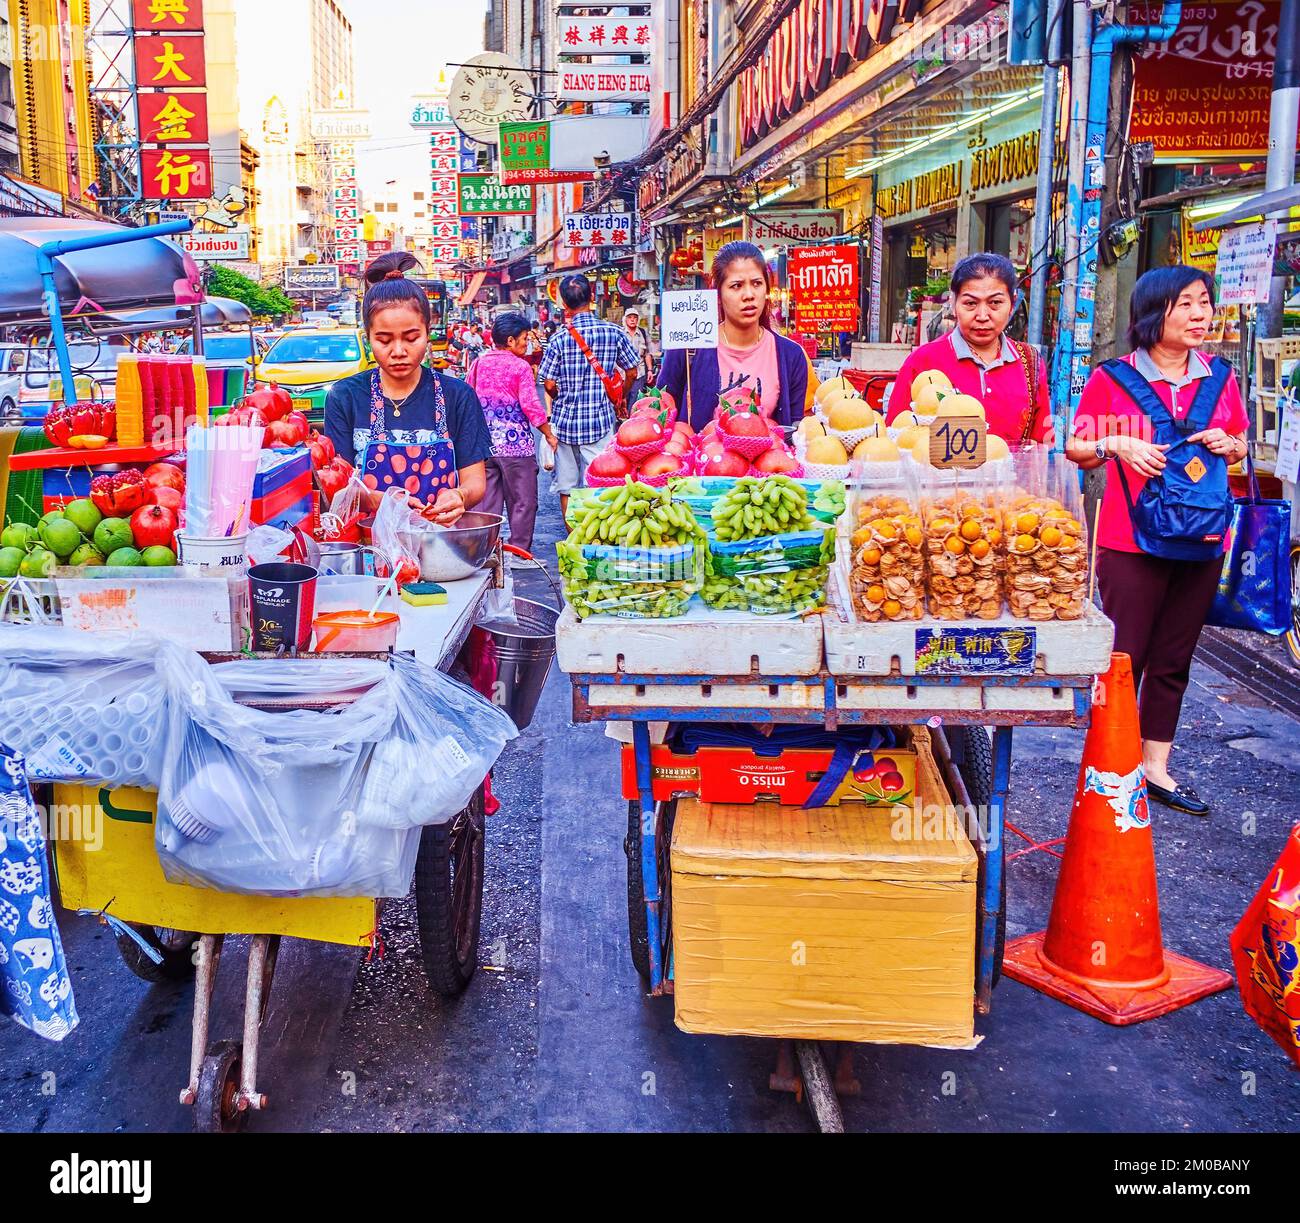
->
xmin=341 ymin=0 xmax=489 ymax=193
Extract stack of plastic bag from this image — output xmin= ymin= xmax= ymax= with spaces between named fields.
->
xmin=154 ymin=645 xmax=517 ymax=897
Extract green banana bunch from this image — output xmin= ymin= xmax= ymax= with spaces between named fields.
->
xmin=712 ymin=476 xmax=817 ymax=542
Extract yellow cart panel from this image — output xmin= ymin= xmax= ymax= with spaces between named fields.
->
xmin=52 ymin=784 xmax=378 ymax=947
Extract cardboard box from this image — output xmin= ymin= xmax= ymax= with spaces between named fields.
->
xmin=670 ymin=730 xmax=977 ymax=1046
xmin=620 ymin=742 xmax=916 ymax=807
xmin=52 ymin=784 xmax=377 ymax=945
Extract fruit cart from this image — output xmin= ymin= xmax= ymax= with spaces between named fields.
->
xmin=556 ymin=573 xmax=1114 ymax=1131
xmin=44 ymin=566 xmax=498 ymax=1132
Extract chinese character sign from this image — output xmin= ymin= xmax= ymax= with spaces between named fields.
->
xmin=787 ymin=245 xmax=859 ymax=332
xmin=132 ymin=0 xmax=204 ymax=30
xmin=428 ymin=120 xmax=462 ymax=263
xmin=138 ymin=91 xmax=208 ymax=144
xmin=458 ymin=174 xmax=534 ymax=216
xmin=140 ymin=148 xmax=211 ymax=199
xmin=558 ymin=17 xmax=652 ymax=54
xmin=332 ymin=142 xmax=361 ymax=266
xmin=134 ymin=34 xmax=207 ymax=88
xmin=563 ymin=211 xmax=631 ymax=249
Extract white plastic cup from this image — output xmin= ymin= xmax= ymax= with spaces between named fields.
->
xmin=101 ymin=706 xmax=124 ymax=730
xmin=175 ymin=532 xmax=249 ymax=572
xmin=124 ymin=692 xmax=148 ymax=716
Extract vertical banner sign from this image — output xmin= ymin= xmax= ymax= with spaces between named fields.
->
xmin=787 ymin=245 xmax=859 ymax=331
xmin=424 ymin=107 xmax=462 ymax=274
xmin=133 ymin=0 xmax=209 ymax=201
xmin=869 ymin=215 xmax=883 ymax=343
xmin=331 ymin=140 xmax=361 ymax=270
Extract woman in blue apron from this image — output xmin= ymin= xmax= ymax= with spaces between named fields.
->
xmin=324 ymin=252 xmax=491 ymax=525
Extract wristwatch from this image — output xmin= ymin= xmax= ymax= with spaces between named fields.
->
xmin=1094 ymin=439 xmax=1109 ymax=461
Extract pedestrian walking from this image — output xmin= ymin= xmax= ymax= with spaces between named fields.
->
xmin=539 ymin=274 xmax=639 ymax=515
xmin=622 ymin=307 xmax=650 ymax=404
xmin=886 ymin=253 xmax=1053 ymax=446
xmin=466 ymin=312 xmax=557 ymax=561
xmin=657 ymin=240 xmax=808 ymax=429
xmin=1067 ymin=265 xmax=1248 ymax=818
xmin=324 ymin=252 xmax=491 ymax=525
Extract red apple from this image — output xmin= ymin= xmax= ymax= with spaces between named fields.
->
xmin=703 ymin=449 xmax=750 ymax=477
xmin=672 ymin=421 xmax=694 ymax=440
xmin=720 ymin=410 xmax=771 ymax=439
xmin=752 ymin=448 xmax=801 ymax=475
xmin=639 ymin=452 xmax=685 ymax=479
xmin=130 ymin=503 xmax=178 ymax=550
xmin=587 ymin=450 xmax=633 ymax=480
xmin=616 ymin=416 xmax=664 ymax=448
xmin=143 ymin=462 xmax=185 ymax=493
xmin=664 ymin=438 xmax=689 ymax=458
xmin=147 ymin=485 xmax=183 ymax=512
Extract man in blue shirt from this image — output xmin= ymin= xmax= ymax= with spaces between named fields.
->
xmin=539 ymin=274 xmax=638 ymax=515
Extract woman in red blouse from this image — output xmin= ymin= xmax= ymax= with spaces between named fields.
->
xmin=1067 ymin=266 xmax=1248 ymax=818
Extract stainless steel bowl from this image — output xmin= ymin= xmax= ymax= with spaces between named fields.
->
xmin=416 ymin=511 xmax=504 ymax=581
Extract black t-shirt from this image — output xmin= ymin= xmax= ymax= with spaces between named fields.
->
xmin=324 ymin=367 xmax=493 ymax=469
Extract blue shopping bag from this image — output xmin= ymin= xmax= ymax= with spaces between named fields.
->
xmin=1207 ymin=455 xmax=1292 ymax=636
xmin=0 ymin=743 xmax=78 ymax=1041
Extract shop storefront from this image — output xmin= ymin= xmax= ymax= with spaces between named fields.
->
xmin=871 ymin=84 xmax=1044 ymax=343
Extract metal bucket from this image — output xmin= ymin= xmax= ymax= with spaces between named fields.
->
xmin=473 ymin=597 xmax=558 ymax=732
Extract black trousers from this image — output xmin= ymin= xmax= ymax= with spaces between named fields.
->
xmin=1097 ymin=547 xmax=1222 ymax=742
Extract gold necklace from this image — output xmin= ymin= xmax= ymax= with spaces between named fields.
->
xmin=382 ymin=378 xmax=419 ymax=417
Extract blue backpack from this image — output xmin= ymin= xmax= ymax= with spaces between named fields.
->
xmin=1100 ymin=356 xmax=1234 ymax=562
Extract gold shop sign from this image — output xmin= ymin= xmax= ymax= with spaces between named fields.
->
xmin=875 ymin=160 xmax=963 ymax=221
xmin=969 ymin=131 xmax=1040 ymax=194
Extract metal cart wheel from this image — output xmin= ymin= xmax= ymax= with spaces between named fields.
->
xmin=624 ymin=797 xmax=676 ymax=982
xmin=415 ymin=782 xmax=486 ymax=997
xmin=950 ymin=725 xmax=1005 ymax=986
xmin=193 ymin=1039 xmax=247 ymax=1134
xmin=115 ymin=924 xmax=199 ymax=983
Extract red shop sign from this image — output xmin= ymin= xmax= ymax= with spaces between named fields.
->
xmin=1129 ymin=1 xmax=1294 ymax=161
xmin=132 ymin=0 xmax=204 ymax=31
xmin=140 ymin=148 xmax=212 ymax=200
xmin=134 ymin=34 xmax=207 ymax=89
xmin=138 ymin=90 xmax=209 ymax=144
xmin=789 ymin=244 xmax=858 ymax=331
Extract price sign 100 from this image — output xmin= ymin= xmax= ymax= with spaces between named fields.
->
xmin=929 ymin=415 xmax=988 ymax=469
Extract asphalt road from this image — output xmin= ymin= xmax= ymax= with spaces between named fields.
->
xmin=2 ymin=477 xmax=1299 ymax=1134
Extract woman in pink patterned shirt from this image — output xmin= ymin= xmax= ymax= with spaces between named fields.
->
xmin=466 ymin=312 xmax=557 ymax=557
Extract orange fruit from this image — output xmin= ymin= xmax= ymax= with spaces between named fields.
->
xmin=862 ymin=546 xmax=882 ymax=566
xmin=988 ymin=528 xmax=1002 ymax=547
xmin=1015 ymin=512 xmax=1040 ymax=533
xmin=930 ymin=517 xmax=953 ymax=532
xmin=1040 ymin=525 xmax=1063 ymax=548
xmin=1060 ymin=535 xmax=1077 ymax=550
xmin=866 ymin=584 xmax=886 ymax=604
xmin=904 ymin=526 xmax=922 ymax=547
xmin=1015 ymin=533 xmax=1036 ymax=553
xmin=960 ymin=502 xmax=982 ymax=518
xmin=970 ymin=539 xmax=991 ymax=559
xmin=875 ymin=520 xmax=897 ymax=539
xmin=882 ymin=599 xmax=902 ymax=618
xmin=959 ymin=519 xmax=982 ymax=542
xmin=945 ymin=536 xmax=966 ymax=555
xmin=852 ymin=527 xmax=872 ymax=548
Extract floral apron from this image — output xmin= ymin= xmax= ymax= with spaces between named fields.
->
xmin=358 ymin=369 xmax=459 ymax=502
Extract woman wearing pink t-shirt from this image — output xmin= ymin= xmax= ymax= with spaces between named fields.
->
xmin=1067 ymin=266 xmax=1248 ymax=818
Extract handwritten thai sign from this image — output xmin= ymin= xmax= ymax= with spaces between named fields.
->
xmin=661 ymin=290 xmax=718 ymax=350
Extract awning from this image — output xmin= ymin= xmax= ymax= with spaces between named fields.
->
xmin=458 ymin=270 xmax=488 ymax=306
xmin=1194 ymin=183 xmax=1300 ymax=231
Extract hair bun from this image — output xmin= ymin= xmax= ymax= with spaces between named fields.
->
xmin=365 ymin=250 xmax=421 ymax=286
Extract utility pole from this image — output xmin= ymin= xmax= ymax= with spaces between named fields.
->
xmin=1258 ymin=0 xmax=1300 ymax=340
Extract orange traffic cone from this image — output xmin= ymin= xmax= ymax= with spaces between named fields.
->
xmin=1002 ymin=652 xmax=1232 ymax=1024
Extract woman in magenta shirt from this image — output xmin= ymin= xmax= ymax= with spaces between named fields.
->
xmin=887 ymin=253 xmax=1053 ymax=446
xmin=1068 ymin=266 xmax=1248 ymax=818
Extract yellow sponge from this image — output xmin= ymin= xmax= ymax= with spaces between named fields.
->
xmin=400 ymin=582 xmax=447 ymax=607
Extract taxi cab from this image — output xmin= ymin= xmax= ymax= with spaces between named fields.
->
xmin=253 ymin=323 xmax=374 ymax=425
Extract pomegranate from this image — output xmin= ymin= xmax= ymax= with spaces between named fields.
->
xmin=143 ymin=462 xmax=185 ymax=493
xmin=129 ymin=503 xmax=178 ymax=550
xmin=587 ymin=450 xmax=633 ymax=480
xmin=244 ymin=383 xmax=293 ymax=422
xmin=147 ymin=485 xmax=183 ymax=512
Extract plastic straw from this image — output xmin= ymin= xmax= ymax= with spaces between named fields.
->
xmin=367 ymin=571 xmax=399 ymax=619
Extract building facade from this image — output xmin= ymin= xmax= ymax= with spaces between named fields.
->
xmin=235 ymin=0 xmax=355 ymax=275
